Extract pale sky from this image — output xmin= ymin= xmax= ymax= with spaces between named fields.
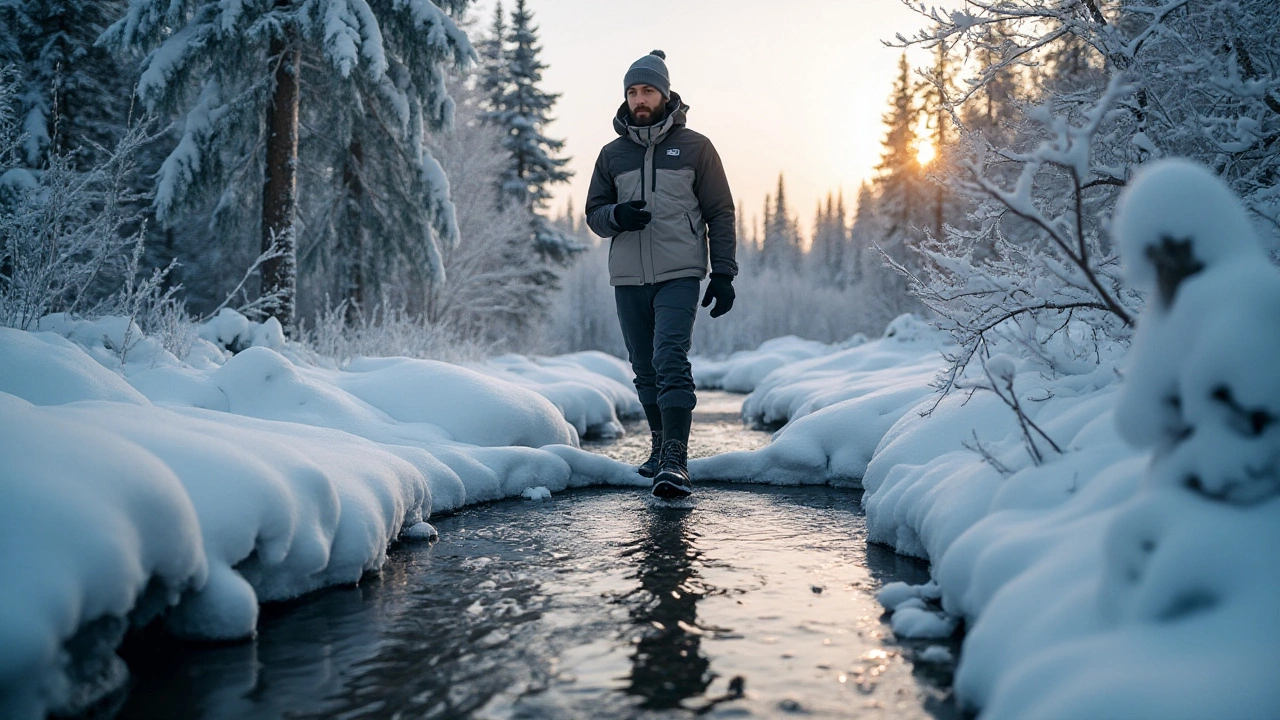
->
xmin=471 ymin=0 xmax=932 ymax=238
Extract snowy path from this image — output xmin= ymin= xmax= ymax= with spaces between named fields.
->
xmin=114 ymin=392 xmax=958 ymax=719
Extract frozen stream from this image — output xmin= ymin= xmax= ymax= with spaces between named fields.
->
xmin=115 ymin=391 xmax=958 ymax=719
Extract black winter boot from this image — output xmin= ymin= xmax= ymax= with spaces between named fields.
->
xmin=637 ymin=430 xmax=663 ymax=478
xmin=636 ymin=403 xmax=663 ymax=478
xmin=652 ymin=407 xmax=693 ymax=498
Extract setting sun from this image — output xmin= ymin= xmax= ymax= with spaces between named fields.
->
xmin=916 ymin=139 xmax=936 ymax=166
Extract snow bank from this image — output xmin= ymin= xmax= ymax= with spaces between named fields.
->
xmin=478 ymin=350 xmax=642 ymax=439
xmin=692 ymin=334 xmax=848 ymax=393
xmin=869 ymin=162 xmax=1280 ymax=718
xmin=689 ymin=315 xmax=946 ymax=485
xmin=740 ymin=314 xmax=943 ymax=426
xmin=689 ymin=162 xmax=1279 ymax=718
xmin=0 ymin=311 xmax=643 ymax=720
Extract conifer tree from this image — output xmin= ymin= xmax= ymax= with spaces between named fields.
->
xmin=0 ymin=0 xmax=134 ymax=169
xmin=958 ymin=23 xmax=1024 ymax=141
xmin=102 ymin=0 xmax=474 ymax=330
xmin=476 ymin=2 xmax=507 ymax=115
xmin=761 ymin=173 xmax=799 ymax=270
xmin=809 ymin=191 xmax=848 ymax=287
xmin=916 ymin=39 xmax=959 ymax=242
xmin=734 ymin=200 xmax=755 ymax=266
xmin=848 ymin=180 xmax=875 ymax=284
xmin=873 ymin=53 xmax=925 ymax=268
xmin=481 ymin=0 xmax=574 ymax=263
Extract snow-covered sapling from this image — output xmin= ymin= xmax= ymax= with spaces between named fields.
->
xmin=1115 ymin=159 xmax=1280 ymax=504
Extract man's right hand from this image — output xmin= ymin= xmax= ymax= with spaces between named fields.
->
xmin=613 ymin=200 xmax=652 ymax=232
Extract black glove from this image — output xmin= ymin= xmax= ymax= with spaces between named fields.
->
xmin=701 ymin=273 xmax=735 ymax=318
xmin=613 ymin=200 xmax=652 ymax=232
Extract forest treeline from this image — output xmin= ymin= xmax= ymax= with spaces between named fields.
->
xmin=2 ymin=0 xmax=1277 ymax=364
xmin=0 ymin=0 xmax=577 ymax=358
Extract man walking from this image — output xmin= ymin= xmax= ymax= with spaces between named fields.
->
xmin=585 ymin=50 xmax=738 ymax=499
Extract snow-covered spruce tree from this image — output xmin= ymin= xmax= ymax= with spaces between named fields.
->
xmin=915 ymin=39 xmax=962 ymax=244
xmin=0 ymin=0 xmax=135 ymax=169
xmin=870 ymin=53 xmax=927 ymax=269
xmin=475 ymin=1 xmax=506 ymax=122
xmin=101 ymin=0 xmax=475 ymax=330
xmin=846 ymin=180 xmax=872 ymax=285
xmin=807 ymin=191 xmax=848 ymax=288
xmin=480 ymin=0 xmax=575 ymax=264
xmin=0 ymin=0 xmax=183 ymax=288
xmin=759 ymin=173 xmax=800 ymax=271
xmin=845 ymin=53 xmax=927 ymax=326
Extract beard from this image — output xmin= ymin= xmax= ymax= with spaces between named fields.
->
xmin=629 ymin=102 xmax=667 ymax=127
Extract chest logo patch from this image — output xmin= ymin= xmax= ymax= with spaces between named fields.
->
xmin=666 ymin=148 xmax=681 ymax=156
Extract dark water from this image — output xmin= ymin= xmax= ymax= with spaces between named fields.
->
xmin=116 ymin=393 xmax=957 ymax=719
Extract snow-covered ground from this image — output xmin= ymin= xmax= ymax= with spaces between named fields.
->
xmin=0 ymin=310 xmax=642 ymax=719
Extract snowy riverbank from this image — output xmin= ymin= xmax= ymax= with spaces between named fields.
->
xmin=693 ymin=162 xmax=1280 ymax=718
xmin=0 ymin=310 xmax=643 ymax=719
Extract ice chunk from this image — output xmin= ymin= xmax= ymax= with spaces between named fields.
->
xmin=521 ymin=486 xmax=551 ymax=501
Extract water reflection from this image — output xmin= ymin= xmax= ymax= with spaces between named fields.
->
xmin=114 ymin=486 xmax=956 ymax=719
xmin=622 ymin=505 xmax=712 ymax=709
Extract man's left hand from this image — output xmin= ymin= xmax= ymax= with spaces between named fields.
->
xmin=701 ymin=273 xmax=735 ymax=318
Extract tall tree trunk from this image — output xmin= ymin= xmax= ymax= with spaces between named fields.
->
xmin=261 ymin=18 xmax=300 ymax=331
xmin=343 ymin=138 xmax=368 ymax=325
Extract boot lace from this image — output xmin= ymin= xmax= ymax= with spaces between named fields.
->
xmin=659 ymin=438 xmax=688 ymax=471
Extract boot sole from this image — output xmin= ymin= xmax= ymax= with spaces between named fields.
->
xmin=651 ymin=477 xmax=692 ymax=499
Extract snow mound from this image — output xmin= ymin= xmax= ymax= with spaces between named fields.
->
xmin=1115 ymin=158 xmax=1261 ymax=305
xmin=890 ymin=607 xmax=957 ymax=639
xmin=335 ymin=354 xmax=576 ymax=447
xmin=0 ymin=327 xmax=148 ymax=406
xmin=0 ymin=395 xmax=204 ymax=719
xmin=687 ymin=322 xmax=946 ymax=487
xmin=198 ymin=308 xmax=285 ymax=353
xmin=857 ymin=160 xmax=1280 ymax=719
xmin=479 ymin=352 xmax=641 ymax=439
xmin=1114 ymin=159 xmax=1280 ymax=503
xmin=692 ymin=335 xmax=840 ymax=393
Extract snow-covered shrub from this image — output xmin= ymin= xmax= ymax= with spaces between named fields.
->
xmin=893 ymin=76 xmax=1142 ymax=405
xmin=1115 ymin=159 xmax=1280 ymax=503
xmin=892 ymin=0 xmax=1280 ymax=415
xmin=904 ymin=0 xmax=1280 ymax=226
xmin=0 ymin=68 xmax=165 ymax=331
xmin=300 ymin=301 xmax=488 ymax=365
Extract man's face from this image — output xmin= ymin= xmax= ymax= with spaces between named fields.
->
xmin=627 ymin=84 xmax=665 ymax=126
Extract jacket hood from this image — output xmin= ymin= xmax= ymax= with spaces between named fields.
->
xmin=614 ymin=91 xmax=688 ymax=144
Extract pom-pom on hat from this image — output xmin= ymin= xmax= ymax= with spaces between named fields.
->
xmin=624 ymin=50 xmax=670 ymax=99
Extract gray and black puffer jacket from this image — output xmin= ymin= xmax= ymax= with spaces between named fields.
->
xmin=585 ymin=92 xmax=737 ymax=286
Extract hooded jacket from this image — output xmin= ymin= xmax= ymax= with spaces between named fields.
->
xmin=585 ymin=93 xmax=738 ymax=286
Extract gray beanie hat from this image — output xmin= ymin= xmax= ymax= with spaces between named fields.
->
xmin=623 ymin=50 xmax=670 ymax=99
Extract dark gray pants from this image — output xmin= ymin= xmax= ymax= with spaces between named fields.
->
xmin=615 ymin=277 xmax=699 ymax=411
